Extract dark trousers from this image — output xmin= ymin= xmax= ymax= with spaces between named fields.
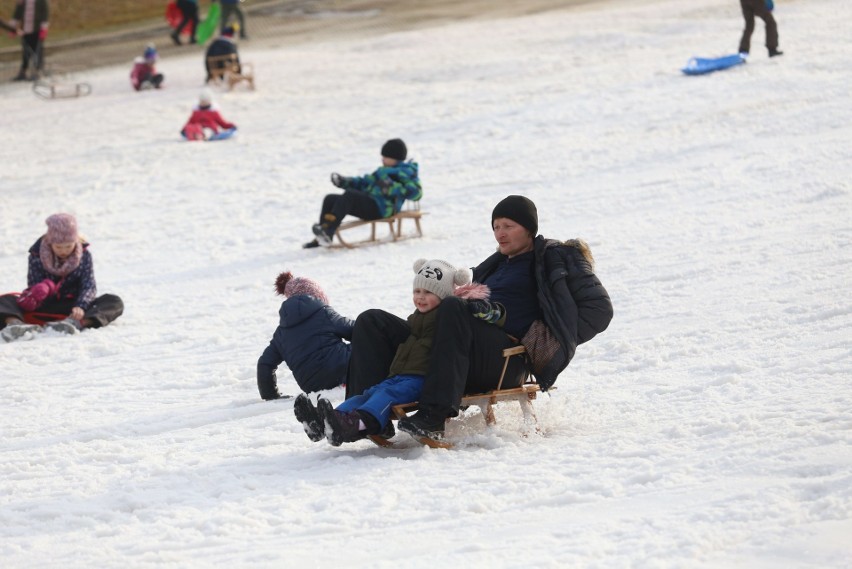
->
xmin=221 ymin=3 xmax=246 ymax=38
xmin=175 ymin=0 xmax=199 ymax=41
xmin=319 ymin=190 xmax=381 ymax=233
xmin=19 ymin=33 xmax=42 ymax=75
xmin=346 ymin=297 xmax=527 ymax=418
xmin=739 ymin=0 xmax=778 ymax=53
xmin=0 ymin=293 xmax=124 ymax=329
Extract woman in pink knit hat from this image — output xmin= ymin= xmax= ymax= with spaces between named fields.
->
xmin=0 ymin=213 xmax=124 ymax=342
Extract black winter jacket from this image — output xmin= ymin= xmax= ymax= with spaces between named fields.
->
xmin=473 ymin=236 xmax=612 ymax=390
xmin=257 ymin=295 xmax=354 ymax=398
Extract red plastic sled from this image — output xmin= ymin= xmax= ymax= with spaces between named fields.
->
xmin=165 ymin=1 xmax=182 ymax=29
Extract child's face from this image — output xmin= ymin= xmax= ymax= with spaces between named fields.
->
xmin=413 ymin=288 xmax=441 ymax=313
xmin=50 ymin=242 xmax=76 ymax=259
xmin=381 ymin=156 xmax=399 ymax=167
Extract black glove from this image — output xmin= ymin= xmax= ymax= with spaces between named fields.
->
xmin=330 ymin=173 xmax=347 ymax=188
xmin=376 ymin=177 xmax=393 ymax=194
xmin=468 ymin=300 xmax=506 ymax=326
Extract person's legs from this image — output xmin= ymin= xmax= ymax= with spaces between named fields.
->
xmin=17 ymin=34 xmax=39 ymax=78
xmin=399 ymin=297 xmax=525 ymax=437
xmin=0 ymin=294 xmax=26 ymax=328
xmin=345 ymin=309 xmax=410 ymax=398
xmin=187 ymin=3 xmax=199 ymax=43
xmin=220 ymin=3 xmax=235 ymax=33
xmin=314 ymin=190 xmax=381 ymax=238
xmin=754 ymin=3 xmax=779 ymax=53
xmin=34 ymin=37 xmax=44 ymax=72
xmin=234 ymin=6 xmax=247 ymax=38
xmin=738 ymin=0 xmax=756 ymax=54
xmin=339 ymin=375 xmax=424 ymax=431
xmin=83 ymin=294 xmax=124 ymax=328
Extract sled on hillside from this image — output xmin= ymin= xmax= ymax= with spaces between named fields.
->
xmin=329 ymin=200 xmax=425 ymax=249
xmin=33 ymin=78 xmax=92 ymax=100
xmin=206 ymin=53 xmax=254 ymax=91
xmin=368 ymin=345 xmax=548 ymax=449
xmin=682 ymin=53 xmax=746 ymax=76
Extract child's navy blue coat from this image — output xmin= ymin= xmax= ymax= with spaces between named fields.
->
xmin=257 ymin=294 xmax=354 ymax=398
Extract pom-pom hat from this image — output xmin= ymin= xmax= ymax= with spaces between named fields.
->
xmin=412 ymin=259 xmax=471 ymax=300
xmin=44 ymin=213 xmax=79 ymax=244
xmin=381 ymin=138 xmax=407 ymax=161
xmin=275 ymin=271 xmax=329 ymax=305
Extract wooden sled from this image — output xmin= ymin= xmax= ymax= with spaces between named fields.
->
xmin=206 ymin=54 xmax=255 ymax=91
xmin=369 ymin=345 xmax=547 ymax=449
xmin=331 ymin=201 xmax=424 ymax=249
xmin=33 ymin=79 xmax=92 ymax=100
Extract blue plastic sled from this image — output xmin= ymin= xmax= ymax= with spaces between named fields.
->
xmin=208 ymin=127 xmax=236 ymax=141
xmin=181 ymin=127 xmax=237 ymax=141
xmin=682 ymin=53 xmax=746 ymax=76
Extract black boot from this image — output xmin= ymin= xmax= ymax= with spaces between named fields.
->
xmin=317 ymin=398 xmax=365 ymax=446
xmin=398 ymin=408 xmax=446 ymax=441
xmin=312 ymin=223 xmax=334 ymax=247
xmin=768 ymin=48 xmax=784 ymax=57
xmin=293 ymin=394 xmax=324 ymax=442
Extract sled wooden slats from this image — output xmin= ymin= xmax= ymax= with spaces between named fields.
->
xmin=372 ymin=345 xmax=544 ymax=448
xmin=206 ymin=54 xmax=255 ymax=90
xmin=332 ymin=202 xmax=424 ymax=249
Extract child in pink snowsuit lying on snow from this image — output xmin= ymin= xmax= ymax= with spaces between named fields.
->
xmin=180 ymin=89 xmax=237 ymax=141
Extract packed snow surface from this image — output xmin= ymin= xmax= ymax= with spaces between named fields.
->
xmin=1 ymin=0 xmax=850 ymax=567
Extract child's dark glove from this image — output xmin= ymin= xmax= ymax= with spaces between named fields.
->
xmin=330 ymin=173 xmax=348 ymax=188
xmin=376 ymin=177 xmax=393 ymax=194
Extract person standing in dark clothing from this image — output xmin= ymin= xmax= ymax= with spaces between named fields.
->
xmin=9 ymin=0 xmax=49 ymax=81
xmin=738 ymin=0 xmax=782 ymax=57
xmin=219 ymin=0 xmax=247 ymax=39
xmin=171 ymin=0 xmax=199 ymax=45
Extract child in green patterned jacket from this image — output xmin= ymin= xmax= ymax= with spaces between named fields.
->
xmin=304 ymin=138 xmax=423 ymax=248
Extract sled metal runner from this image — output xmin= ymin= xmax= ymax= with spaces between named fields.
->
xmin=33 ymin=79 xmax=92 ymax=100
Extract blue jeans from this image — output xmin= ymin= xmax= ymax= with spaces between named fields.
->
xmin=337 ymin=374 xmax=424 ymax=428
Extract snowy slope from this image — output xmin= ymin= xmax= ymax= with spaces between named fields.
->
xmin=1 ymin=0 xmax=851 ymax=567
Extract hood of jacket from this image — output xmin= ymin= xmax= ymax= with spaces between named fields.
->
xmin=278 ymin=295 xmax=325 ymax=328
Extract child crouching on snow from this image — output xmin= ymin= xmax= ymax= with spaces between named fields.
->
xmin=180 ymin=89 xmax=237 ymax=141
xmin=257 ymin=271 xmax=354 ymax=400
xmin=293 ymin=259 xmax=506 ymax=446
xmin=130 ymin=44 xmax=164 ymax=91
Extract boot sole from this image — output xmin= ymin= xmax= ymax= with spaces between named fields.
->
xmin=293 ymin=395 xmax=324 ymax=442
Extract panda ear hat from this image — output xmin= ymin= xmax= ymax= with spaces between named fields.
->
xmin=412 ymin=258 xmax=473 ymax=300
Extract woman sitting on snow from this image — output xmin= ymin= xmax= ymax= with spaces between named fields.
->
xmin=180 ymin=89 xmax=237 ymax=141
xmin=0 ymin=213 xmax=124 ymax=342
xmin=130 ymin=44 xmax=164 ymax=91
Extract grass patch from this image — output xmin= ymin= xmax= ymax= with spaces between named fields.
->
xmin=0 ymin=0 xmax=170 ymax=46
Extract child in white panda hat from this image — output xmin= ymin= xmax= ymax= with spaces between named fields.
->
xmin=293 ymin=258 xmax=506 ymax=446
